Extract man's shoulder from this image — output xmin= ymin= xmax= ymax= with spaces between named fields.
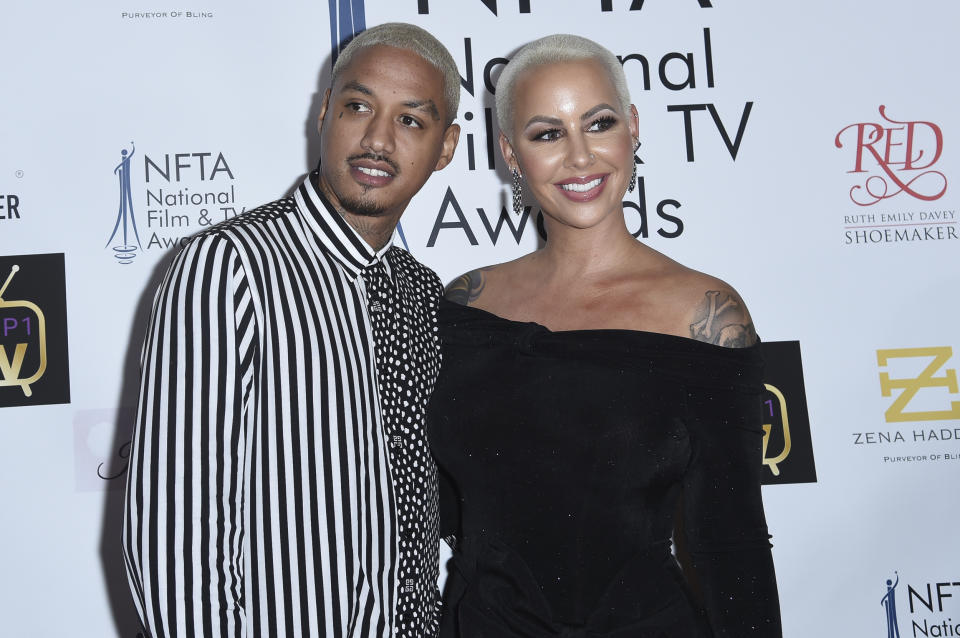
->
xmin=215 ymin=196 xmax=296 ymax=235
xmin=183 ymin=196 xmax=296 ymax=252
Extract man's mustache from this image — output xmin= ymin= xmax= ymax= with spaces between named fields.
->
xmin=348 ymin=153 xmax=400 ymax=175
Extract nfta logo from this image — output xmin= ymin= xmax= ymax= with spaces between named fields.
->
xmin=835 ymin=105 xmax=946 ymax=206
xmin=415 ymin=0 xmax=711 ymax=15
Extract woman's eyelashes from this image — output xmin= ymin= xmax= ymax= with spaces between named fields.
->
xmin=531 ymin=127 xmax=564 ymax=142
xmin=529 ymin=115 xmax=620 ymax=142
xmin=587 ymin=115 xmax=618 ymax=132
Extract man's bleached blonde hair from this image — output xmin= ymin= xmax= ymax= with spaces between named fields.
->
xmin=331 ymin=22 xmax=461 ymax=126
xmin=496 ymin=34 xmax=631 ymax=140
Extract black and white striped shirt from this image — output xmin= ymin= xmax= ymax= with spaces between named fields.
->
xmin=123 ymin=172 xmax=443 ymax=637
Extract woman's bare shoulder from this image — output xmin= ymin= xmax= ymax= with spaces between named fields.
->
xmin=444 ymin=266 xmax=495 ymax=306
xmin=671 ymin=268 xmax=757 ymax=348
xmin=444 ymin=254 xmax=531 ymax=307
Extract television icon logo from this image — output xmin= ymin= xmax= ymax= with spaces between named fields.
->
xmin=0 ymin=265 xmax=47 ymax=397
xmin=761 ymin=383 xmax=791 ymax=476
xmin=758 ymin=341 xmax=816 ymax=485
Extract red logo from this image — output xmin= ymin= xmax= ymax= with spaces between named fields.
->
xmin=835 ymin=105 xmax=946 ymax=206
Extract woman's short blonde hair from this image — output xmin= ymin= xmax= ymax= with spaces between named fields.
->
xmin=495 ymin=34 xmax=630 ymax=140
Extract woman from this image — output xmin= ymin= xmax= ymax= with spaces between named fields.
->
xmin=428 ymin=34 xmax=781 ymax=637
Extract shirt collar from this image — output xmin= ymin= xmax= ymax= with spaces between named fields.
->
xmin=294 ymin=171 xmax=395 ymax=279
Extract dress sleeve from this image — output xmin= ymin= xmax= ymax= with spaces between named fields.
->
xmin=680 ymin=352 xmax=782 ymax=637
xmin=122 ymin=233 xmax=255 ymax=637
xmin=437 ymin=463 xmax=461 ymax=544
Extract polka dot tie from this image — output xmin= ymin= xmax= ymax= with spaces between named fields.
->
xmin=362 ymin=258 xmax=428 ymax=634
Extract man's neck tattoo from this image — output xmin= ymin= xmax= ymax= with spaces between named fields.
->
xmin=339 ymin=211 xmax=394 ymax=250
xmin=314 ymin=173 xmax=395 ymax=250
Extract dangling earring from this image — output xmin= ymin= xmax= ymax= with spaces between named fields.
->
xmin=511 ymin=168 xmax=523 ymax=215
xmin=627 ymin=138 xmax=639 ymax=193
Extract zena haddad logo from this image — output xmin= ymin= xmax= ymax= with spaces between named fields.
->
xmin=835 ymin=105 xmax=946 ymax=206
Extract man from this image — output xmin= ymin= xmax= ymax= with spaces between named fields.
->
xmin=122 ymin=23 xmax=460 ymax=637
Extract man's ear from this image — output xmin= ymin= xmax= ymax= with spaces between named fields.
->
xmin=498 ymin=132 xmax=519 ymax=173
xmin=434 ymin=123 xmax=461 ymax=171
xmin=316 ymin=89 xmax=332 ymax=136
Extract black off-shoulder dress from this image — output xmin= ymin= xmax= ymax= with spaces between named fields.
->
xmin=428 ymin=299 xmax=782 ymax=638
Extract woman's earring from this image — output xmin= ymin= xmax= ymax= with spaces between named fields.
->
xmin=627 ymin=138 xmax=639 ymax=193
xmin=512 ymin=168 xmax=523 ymax=216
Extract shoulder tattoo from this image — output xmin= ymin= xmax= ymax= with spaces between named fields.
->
xmin=445 ymin=268 xmax=491 ymax=305
xmin=689 ymin=290 xmax=758 ymax=347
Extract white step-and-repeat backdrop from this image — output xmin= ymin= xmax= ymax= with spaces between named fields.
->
xmin=1 ymin=1 xmax=957 ymax=635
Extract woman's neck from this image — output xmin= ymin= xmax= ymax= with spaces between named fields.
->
xmin=535 ymin=209 xmax=645 ymax=282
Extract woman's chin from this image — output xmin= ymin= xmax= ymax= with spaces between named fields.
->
xmin=538 ymin=198 xmax=627 ymax=232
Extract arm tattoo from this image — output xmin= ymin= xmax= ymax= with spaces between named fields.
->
xmin=445 ymin=268 xmax=490 ymax=305
xmin=689 ymin=290 xmax=758 ymax=347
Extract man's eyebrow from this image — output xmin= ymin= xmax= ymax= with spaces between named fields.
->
xmin=342 ymin=81 xmax=373 ymax=96
xmin=403 ymin=99 xmax=441 ymax=121
xmin=581 ymin=103 xmax=618 ymax=120
xmin=341 ymin=82 xmax=441 ymax=121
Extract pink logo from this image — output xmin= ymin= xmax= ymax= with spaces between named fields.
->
xmin=835 ymin=105 xmax=946 ymax=206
